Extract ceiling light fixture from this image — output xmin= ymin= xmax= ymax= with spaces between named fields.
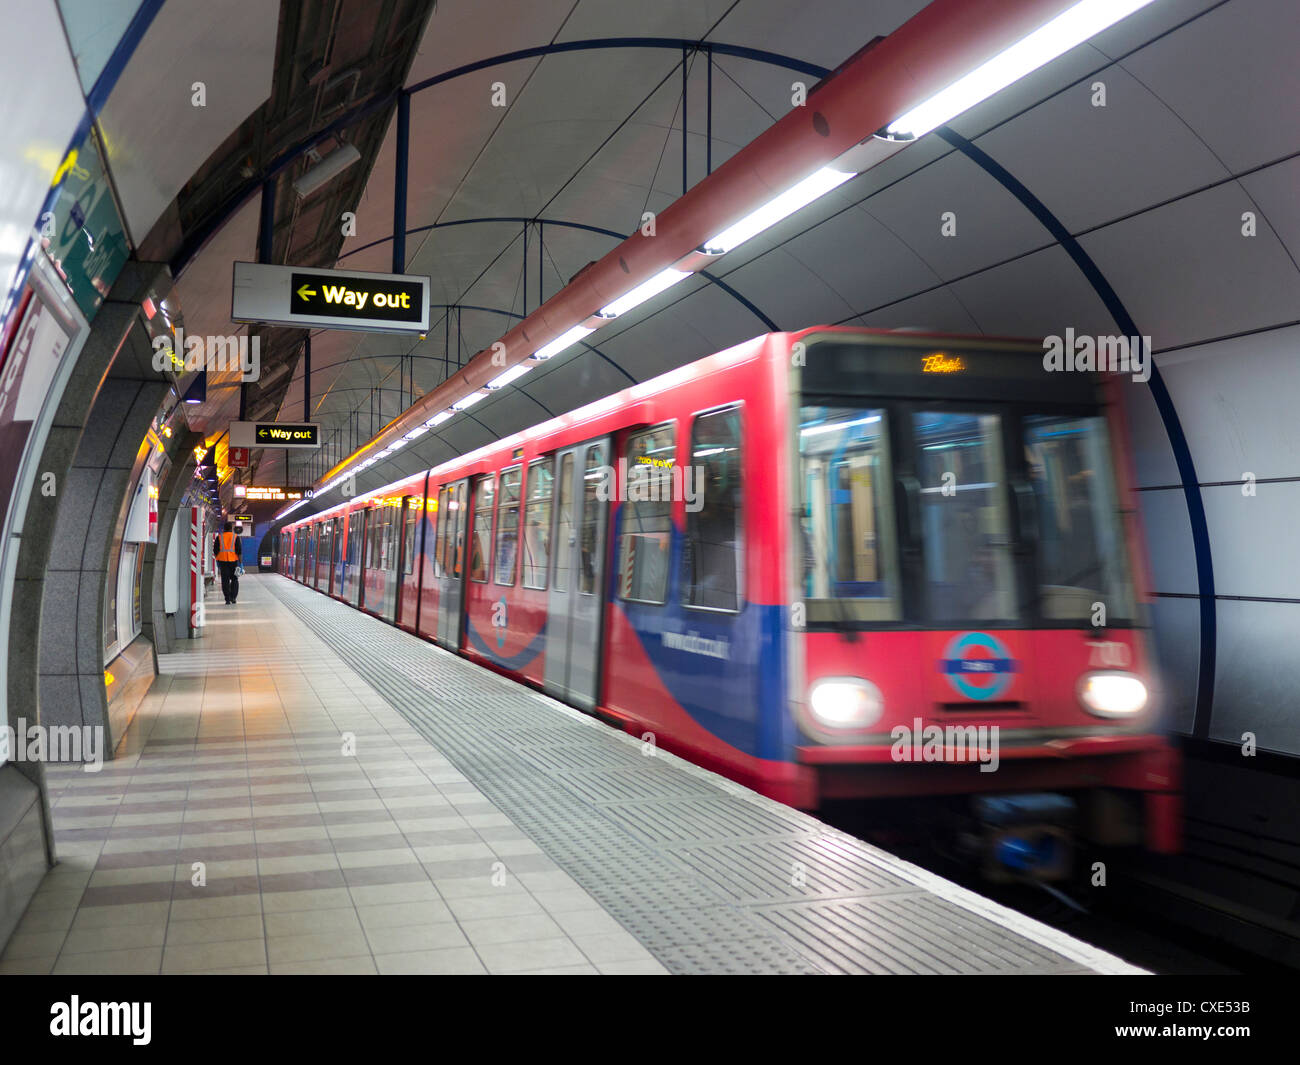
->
xmin=486 ymin=363 xmax=533 ymax=389
xmin=292 ymin=142 xmax=362 ymax=199
xmin=883 ymin=0 xmax=1158 ymax=140
xmin=533 ymin=325 xmax=594 ymax=361
xmin=451 ymin=391 xmax=486 ymax=411
xmin=599 ymin=268 xmax=692 ymax=318
xmin=702 ymin=167 xmax=856 ymax=255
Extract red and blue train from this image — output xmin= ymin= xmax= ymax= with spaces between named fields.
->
xmin=277 ymin=327 xmax=1180 ymax=869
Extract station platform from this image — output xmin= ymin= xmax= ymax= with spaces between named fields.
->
xmin=3 ymin=575 xmax=1144 ymax=975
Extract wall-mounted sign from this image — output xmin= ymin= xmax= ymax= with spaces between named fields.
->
xmin=234 ymin=514 xmax=253 ymax=522
xmin=254 ymin=422 xmax=319 ymax=449
xmin=231 ymin=262 xmax=431 ymax=335
xmin=234 ymin=486 xmax=306 ymax=502
xmin=44 ymin=126 xmax=130 ymax=323
xmin=229 ymin=446 xmax=249 ymax=467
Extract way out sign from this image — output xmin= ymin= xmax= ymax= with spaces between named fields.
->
xmin=232 ymin=262 xmax=431 ymax=335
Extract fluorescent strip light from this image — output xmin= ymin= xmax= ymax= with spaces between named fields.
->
xmin=533 ymin=325 xmax=594 ymax=360
xmin=404 ymin=425 xmax=430 ymax=440
xmin=703 ymin=167 xmax=855 ymax=254
xmin=452 ymin=391 xmax=486 ymax=411
xmin=426 ymin=410 xmax=453 ymax=427
xmin=486 ymin=363 xmax=534 ymax=390
xmin=388 ymin=438 xmax=407 ymax=450
xmin=886 ymin=0 xmax=1158 ymax=139
xmin=599 ymin=268 xmax=691 ymax=318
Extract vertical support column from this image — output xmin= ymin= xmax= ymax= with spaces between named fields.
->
xmin=538 ymin=221 xmax=544 ymax=305
xmin=188 ymin=506 xmax=204 ymax=638
xmin=303 ymin=335 xmax=311 ymax=420
xmin=706 ymin=46 xmax=713 ymax=176
xmin=523 ymin=224 xmax=528 ymax=315
xmin=259 ymin=178 xmax=275 ymax=264
xmin=393 ymin=91 xmax=410 ymax=274
xmin=682 ymin=47 xmax=689 ymax=194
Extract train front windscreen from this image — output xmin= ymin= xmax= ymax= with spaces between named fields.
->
xmin=795 ymin=334 xmax=1136 ymax=631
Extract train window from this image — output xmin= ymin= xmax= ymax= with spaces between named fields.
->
xmin=580 ymin=445 xmax=605 ymax=596
xmin=553 ymin=454 xmax=575 ymax=592
xmin=799 ymin=406 xmax=899 ymax=622
xmin=470 ymin=474 xmax=495 ymax=582
xmin=494 ymin=467 xmax=522 ymax=586
xmin=522 ymin=459 xmax=553 ymax=590
xmin=618 ymin=425 xmax=674 ymax=604
xmin=1023 ymin=415 xmax=1134 ymax=621
xmin=682 ymin=407 xmax=742 ymax=611
xmin=913 ymin=411 xmax=1017 ymax=622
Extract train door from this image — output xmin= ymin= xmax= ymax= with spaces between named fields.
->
xmin=328 ymin=516 xmax=341 ymax=595
xmin=544 ymin=437 xmax=609 ymax=711
xmin=433 ymin=479 xmax=468 ymax=649
xmin=350 ymin=509 xmax=368 ymax=608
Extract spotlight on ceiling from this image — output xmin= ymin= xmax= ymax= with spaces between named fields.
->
xmin=182 ymin=372 xmax=207 ymax=405
xmin=292 ymin=143 xmax=362 ymax=199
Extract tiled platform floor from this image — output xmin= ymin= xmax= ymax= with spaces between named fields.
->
xmin=5 ymin=573 xmax=1143 ymax=976
xmin=2 ymin=577 xmax=664 ymax=974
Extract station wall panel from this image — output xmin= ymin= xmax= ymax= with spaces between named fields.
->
xmin=1210 ymin=598 xmax=1300 ymax=756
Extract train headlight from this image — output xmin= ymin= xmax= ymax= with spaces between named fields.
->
xmin=1078 ymin=672 xmax=1148 ymax=717
xmin=809 ymin=678 xmax=883 ymax=730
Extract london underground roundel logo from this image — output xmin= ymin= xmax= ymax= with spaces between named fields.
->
xmin=940 ymin=632 xmax=1017 ymax=700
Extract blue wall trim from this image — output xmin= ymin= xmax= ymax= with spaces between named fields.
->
xmin=85 ymin=0 xmax=167 ymax=116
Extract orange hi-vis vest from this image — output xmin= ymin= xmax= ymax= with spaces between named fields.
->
xmin=216 ymin=532 xmax=238 ymax=562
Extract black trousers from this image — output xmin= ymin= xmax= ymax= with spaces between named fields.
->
xmin=218 ymin=560 xmax=240 ymax=602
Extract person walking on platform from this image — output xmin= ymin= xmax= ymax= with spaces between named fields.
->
xmin=214 ymin=521 xmax=242 ymax=605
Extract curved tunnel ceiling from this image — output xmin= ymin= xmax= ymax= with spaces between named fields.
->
xmin=157 ymin=0 xmax=1300 ymax=750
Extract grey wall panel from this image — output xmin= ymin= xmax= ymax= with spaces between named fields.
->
xmin=976 ymin=63 xmax=1229 ymax=233
xmin=1079 ymin=183 xmax=1300 ymax=352
xmin=1240 ymin=156 xmax=1300 ymax=267
xmin=1147 ymin=595 xmax=1201 ymax=735
xmin=855 ymin=286 xmax=981 ymax=334
xmin=1202 ymin=482 xmax=1300 ymax=600
xmin=1136 ymin=487 xmax=1199 ymax=595
xmin=748 ymin=207 xmax=940 ymax=321
xmin=1121 ymin=0 xmax=1300 ymax=174
xmin=1151 ymin=324 xmax=1300 ymax=484
xmin=947 ymin=245 xmax=1113 ymax=339
xmin=1209 ymin=599 xmax=1300 ymax=755
xmin=1119 ymin=376 xmax=1181 ymax=489
xmin=858 ymin=151 xmax=1052 ymax=283
xmin=36 ymin=674 xmax=81 ymax=731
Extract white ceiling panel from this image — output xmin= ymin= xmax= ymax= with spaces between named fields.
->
xmin=857 ymin=150 xmax=1054 ymax=282
xmin=852 ymin=287 xmax=981 ymax=334
xmin=98 ymin=0 xmax=277 ymax=245
xmin=947 ymin=245 xmax=1114 ymax=338
xmin=975 ymin=63 xmax=1230 ymax=233
xmin=1119 ymin=0 xmax=1300 ymax=174
xmin=1238 ymin=155 xmax=1300 ymax=267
